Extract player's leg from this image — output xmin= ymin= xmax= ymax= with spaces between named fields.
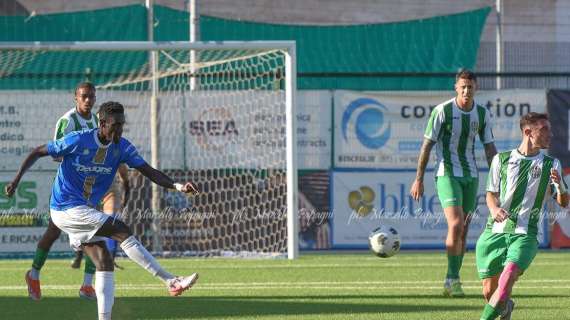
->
xmin=101 ymin=190 xmax=120 ymax=264
xmin=95 ymin=217 xmax=198 ymax=296
xmin=476 ymin=230 xmax=506 ymax=319
xmin=79 ymin=254 xmax=97 ymax=300
xmin=489 ymin=234 xmax=538 ymax=320
xmin=82 ymin=241 xmax=115 ymax=320
xmin=70 ymin=250 xmax=83 ymax=269
xmin=437 ymin=176 xmax=465 ymax=297
xmin=460 ymin=177 xmax=479 ymax=269
xmin=25 ymin=219 xmax=61 ymax=301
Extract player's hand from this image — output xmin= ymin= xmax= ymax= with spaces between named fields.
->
xmin=4 ymin=181 xmax=18 ymax=197
xmin=551 ymin=168 xmax=561 ymax=185
xmin=491 ymin=207 xmax=509 ymax=222
xmin=410 ymin=179 xmax=424 ymax=201
xmin=180 ymin=182 xmax=199 ymax=195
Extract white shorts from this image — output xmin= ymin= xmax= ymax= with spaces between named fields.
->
xmin=50 ymin=205 xmax=110 ymax=250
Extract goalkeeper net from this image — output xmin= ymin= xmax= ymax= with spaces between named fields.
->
xmin=0 ymin=41 xmax=298 ymax=259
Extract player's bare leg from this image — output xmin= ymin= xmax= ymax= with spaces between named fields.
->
xmin=102 ymin=190 xmax=122 ymax=270
xmin=480 ymin=263 xmax=520 ymax=320
xmin=82 ymin=242 xmax=115 ymax=320
xmin=443 ymin=206 xmax=466 ymax=297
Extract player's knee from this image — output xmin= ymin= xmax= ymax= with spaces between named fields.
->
xmin=94 ymin=256 xmax=114 ymax=272
xmin=447 ymin=221 xmax=463 ymax=238
xmin=482 ymin=286 xmax=494 ymax=301
xmin=112 ymin=220 xmax=132 ymax=242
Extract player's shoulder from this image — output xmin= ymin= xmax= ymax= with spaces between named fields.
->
xmin=117 ymin=137 xmax=137 ymax=151
xmin=58 ymin=107 xmax=77 ymax=121
xmin=431 ymin=98 xmax=454 ymax=115
xmin=542 ymin=153 xmax=560 ymax=164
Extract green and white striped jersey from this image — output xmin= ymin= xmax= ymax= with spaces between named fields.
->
xmin=54 ymin=107 xmax=99 ymax=140
xmin=486 ymin=150 xmax=567 ymax=237
xmin=424 ymin=98 xmax=494 ymax=177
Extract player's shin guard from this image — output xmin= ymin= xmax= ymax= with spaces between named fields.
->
xmin=95 ymin=271 xmax=114 ymax=320
xmin=120 ymin=236 xmax=174 ymax=283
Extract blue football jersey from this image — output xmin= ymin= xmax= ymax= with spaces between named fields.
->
xmin=47 ymin=129 xmax=146 ymax=210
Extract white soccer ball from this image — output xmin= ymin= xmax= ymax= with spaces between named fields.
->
xmin=368 ymin=225 xmax=401 ymax=258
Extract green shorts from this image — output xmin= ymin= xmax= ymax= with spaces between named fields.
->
xmin=435 ymin=176 xmax=478 ymax=213
xmin=475 ymin=230 xmax=538 ymax=279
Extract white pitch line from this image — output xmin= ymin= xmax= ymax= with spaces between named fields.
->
xmin=1 ymin=261 xmax=569 ymax=270
xmin=2 ymin=285 xmax=570 ymax=291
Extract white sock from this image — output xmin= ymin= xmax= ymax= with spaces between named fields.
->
xmin=30 ymin=268 xmax=40 ymax=280
xmin=99 ymin=313 xmax=111 ymax=320
xmin=120 ymin=236 xmax=174 ymax=283
xmin=83 ymin=272 xmax=94 ymax=286
xmin=95 ymin=271 xmax=114 ymax=320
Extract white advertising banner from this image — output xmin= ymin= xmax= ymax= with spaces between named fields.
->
xmin=2 ymin=90 xmax=330 ymax=171
xmin=296 ymin=91 xmax=332 ymax=170
xmin=333 ymin=90 xmax=547 ymax=169
xmin=331 ymin=171 xmax=548 ymax=249
xmin=0 ymin=227 xmax=71 ymax=253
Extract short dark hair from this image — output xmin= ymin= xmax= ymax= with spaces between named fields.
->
xmin=98 ymin=101 xmax=124 ymax=121
xmin=75 ymin=82 xmax=96 ymax=95
xmin=520 ymin=112 xmax=548 ymax=131
xmin=455 ymin=69 xmax=477 ymax=82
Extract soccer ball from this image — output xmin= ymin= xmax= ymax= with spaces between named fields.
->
xmin=368 ymin=225 xmax=401 ymax=258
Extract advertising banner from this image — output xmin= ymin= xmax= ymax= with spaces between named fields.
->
xmin=333 ymin=90 xmax=547 ymax=169
xmin=331 ymin=171 xmax=549 ymax=249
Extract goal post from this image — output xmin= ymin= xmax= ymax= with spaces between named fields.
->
xmin=0 ymin=41 xmax=298 ymax=259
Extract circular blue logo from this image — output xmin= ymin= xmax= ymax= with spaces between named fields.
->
xmin=342 ymin=98 xmax=391 ymax=149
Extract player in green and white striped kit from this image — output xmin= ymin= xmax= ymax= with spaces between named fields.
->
xmin=477 ymin=112 xmax=568 ymax=320
xmin=410 ymin=69 xmax=497 ymax=297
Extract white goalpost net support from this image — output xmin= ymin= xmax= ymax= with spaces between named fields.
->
xmin=0 ymin=41 xmax=298 ymax=259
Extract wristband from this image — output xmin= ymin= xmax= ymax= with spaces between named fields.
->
xmin=173 ymin=183 xmax=184 ymax=192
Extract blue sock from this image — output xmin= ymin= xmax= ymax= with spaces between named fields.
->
xmin=105 ymin=237 xmax=118 ymax=258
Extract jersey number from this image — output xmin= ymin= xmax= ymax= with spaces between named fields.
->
xmin=83 ymin=176 xmax=96 ymax=200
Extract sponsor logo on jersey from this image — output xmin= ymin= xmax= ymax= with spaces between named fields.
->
xmin=72 ymin=158 xmax=112 ymax=174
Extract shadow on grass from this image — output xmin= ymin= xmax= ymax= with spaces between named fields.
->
xmin=2 ymin=292 xmax=568 ymax=319
xmin=0 ymin=295 xmax=482 ymax=320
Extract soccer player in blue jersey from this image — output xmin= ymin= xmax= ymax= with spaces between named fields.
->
xmin=5 ymin=101 xmax=199 ymax=320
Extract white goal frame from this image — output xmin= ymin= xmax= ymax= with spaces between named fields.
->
xmin=0 ymin=41 xmax=299 ymax=259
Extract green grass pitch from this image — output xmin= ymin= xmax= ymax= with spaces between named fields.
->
xmin=1 ymin=251 xmax=569 ymax=319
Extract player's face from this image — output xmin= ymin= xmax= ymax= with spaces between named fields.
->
xmin=455 ymin=78 xmax=476 ymax=108
xmin=101 ymin=114 xmax=125 ymax=144
xmin=529 ymin=119 xmax=552 ymax=149
xmin=75 ymin=87 xmax=96 ymax=115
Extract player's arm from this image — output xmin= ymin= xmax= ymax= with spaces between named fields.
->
xmin=134 ymin=163 xmax=199 ymax=195
xmin=486 ymin=191 xmax=508 ymax=222
xmin=483 ymin=143 xmax=497 ymax=166
xmin=410 ymin=138 xmax=435 ymax=201
xmin=4 ymin=145 xmax=49 ymax=197
xmin=550 ymin=168 xmax=569 ymax=208
xmin=118 ymin=164 xmax=130 ymax=209
xmin=480 ymin=107 xmax=497 ymax=166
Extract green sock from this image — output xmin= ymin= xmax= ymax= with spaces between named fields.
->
xmin=84 ymin=255 xmax=96 ymax=275
xmin=31 ymin=248 xmax=49 ymax=271
xmin=446 ymin=254 xmax=462 ymax=279
xmin=458 ymin=253 xmax=465 ymax=271
xmin=480 ymin=303 xmax=502 ymax=320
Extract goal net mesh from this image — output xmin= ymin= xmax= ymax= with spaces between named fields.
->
xmin=0 ymin=46 xmax=291 ymax=258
